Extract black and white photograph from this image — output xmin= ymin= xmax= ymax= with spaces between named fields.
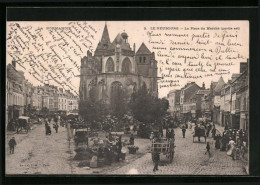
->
xmin=5 ymin=20 xmax=249 ymax=175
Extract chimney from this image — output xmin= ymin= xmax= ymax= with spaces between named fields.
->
xmin=133 ymin=43 xmax=136 ymax=53
xmin=12 ymin=61 xmax=16 ymax=69
xmin=240 ymin=62 xmax=248 ymax=73
xmin=202 ymin=82 xmax=205 ymax=90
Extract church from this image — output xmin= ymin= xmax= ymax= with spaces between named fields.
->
xmin=79 ymin=23 xmax=158 ymax=104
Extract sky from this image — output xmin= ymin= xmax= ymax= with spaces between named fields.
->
xmin=6 ymin=21 xmax=249 ymax=98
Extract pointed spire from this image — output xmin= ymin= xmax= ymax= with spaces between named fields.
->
xmin=101 ymin=22 xmax=111 ymax=44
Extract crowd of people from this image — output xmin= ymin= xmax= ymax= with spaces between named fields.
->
xmin=215 ymin=128 xmax=248 ymax=160
xmin=85 ymin=132 xmax=137 ymax=166
xmin=43 ymin=116 xmax=60 ymax=135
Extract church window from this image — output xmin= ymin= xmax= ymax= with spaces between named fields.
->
xmin=110 ymin=81 xmax=123 ymax=110
xmin=143 ymin=57 xmax=146 ymax=63
xmin=139 ymin=57 xmax=142 ymax=63
xmin=105 ymin=58 xmax=114 ymax=72
xmin=122 ymin=57 xmax=132 ymax=74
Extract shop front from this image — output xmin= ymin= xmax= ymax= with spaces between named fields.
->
xmin=240 ymin=111 xmax=249 ymax=131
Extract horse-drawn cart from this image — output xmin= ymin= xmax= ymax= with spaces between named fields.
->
xmin=73 ymin=124 xmax=99 ymax=146
xmin=151 ymin=138 xmax=175 ymax=163
xmin=193 ymin=126 xmax=207 ymax=143
xmin=16 ymin=116 xmax=31 ymax=134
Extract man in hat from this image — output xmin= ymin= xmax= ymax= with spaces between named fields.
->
xmin=182 ymin=125 xmax=186 ymax=138
xmin=8 ymin=137 xmax=17 ymax=154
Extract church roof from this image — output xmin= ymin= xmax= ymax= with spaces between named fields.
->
xmin=111 ymin=33 xmax=131 ymax=50
xmin=112 ymin=33 xmax=124 ymax=45
xmin=95 ymin=23 xmax=112 ymax=51
xmin=101 ymin=23 xmax=111 ymax=44
xmin=136 ymin=43 xmax=151 ymax=55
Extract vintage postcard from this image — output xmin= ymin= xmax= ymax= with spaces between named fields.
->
xmin=6 ymin=21 xmax=249 ymax=175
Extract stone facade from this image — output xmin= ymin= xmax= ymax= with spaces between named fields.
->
xmin=79 ymin=23 xmax=158 ymax=103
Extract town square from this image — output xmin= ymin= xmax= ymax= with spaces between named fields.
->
xmin=6 ymin=21 xmax=249 ymax=175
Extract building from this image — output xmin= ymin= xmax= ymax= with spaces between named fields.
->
xmin=196 ymin=89 xmax=211 ymax=119
xmin=180 ymin=82 xmax=201 ymax=121
xmin=167 ymin=90 xmax=176 ymax=116
xmin=230 ymin=62 xmax=249 ymax=130
xmin=79 ymin=23 xmax=158 ymax=105
xmin=174 ymin=90 xmax=181 ymax=119
xmin=238 ymin=69 xmax=249 ymax=130
xmin=6 ymin=61 xmax=25 ymax=123
xmin=58 ymin=88 xmax=67 ymax=111
xmin=211 ymin=76 xmax=225 ymax=125
xmin=66 ymin=90 xmax=78 ymax=111
xmin=220 ymin=61 xmax=249 ymax=129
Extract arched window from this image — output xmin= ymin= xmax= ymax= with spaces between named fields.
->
xmin=110 ymin=81 xmax=124 ymax=111
xmin=143 ymin=57 xmax=146 ymax=63
xmin=139 ymin=57 xmax=142 ymax=63
xmin=111 ymin=81 xmax=123 ymax=97
xmin=122 ymin=57 xmax=132 ymax=74
xmin=105 ymin=58 xmax=114 ymax=72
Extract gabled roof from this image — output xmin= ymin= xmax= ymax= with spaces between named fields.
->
xmin=136 ymin=43 xmax=151 ymax=55
xmin=214 ymin=76 xmax=225 ymax=93
xmin=231 ymin=73 xmax=241 ymax=82
xmin=182 ymin=82 xmax=201 ymax=102
xmin=112 ymin=33 xmax=124 ymax=45
xmin=111 ymin=33 xmax=132 ymax=50
xmin=7 ymin=64 xmax=25 ymax=84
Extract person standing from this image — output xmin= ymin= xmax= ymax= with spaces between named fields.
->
xmin=211 ymin=126 xmax=216 ymax=139
xmin=153 ymin=152 xmax=160 ymax=172
xmin=116 ymin=136 xmax=122 ymax=162
xmin=169 ymin=129 xmax=174 ymax=139
xmin=129 ymin=134 xmax=135 ymax=145
xmin=53 ymin=122 xmax=59 ymax=133
xmin=8 ymin=137 xmax=17 ymax=154
xmin=205 ymin=142 xmax=211 ymax=157
xmin=182 ymin=125 xmax=186 ymax=138
xmin=45 ymin=120 xmax=49 ymax=135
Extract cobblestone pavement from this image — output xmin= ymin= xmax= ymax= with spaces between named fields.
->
xmin=6 ymin=124 xmax=72 ymax=174
xmin=106 ymin=127 xmax=247 ymax=175
xmin=5 ymin=123 xmax=248 ymax=175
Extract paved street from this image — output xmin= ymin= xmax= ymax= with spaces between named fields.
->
xmin=106 ymin=127 xmax=247 ymax=175
xmin=6 ymin=123 xmax=72 ymax=174
xmin=6 ymin=123 xmax=247 ymax=175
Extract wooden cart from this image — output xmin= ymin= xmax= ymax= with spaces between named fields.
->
xmin=151 ymin=138 xmax=175 ymax=163
xmin=193 ymin=127 xmax=207 ymax=143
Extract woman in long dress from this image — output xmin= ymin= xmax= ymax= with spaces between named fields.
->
xmin=227 ymin=137 xmax=235 ymax=156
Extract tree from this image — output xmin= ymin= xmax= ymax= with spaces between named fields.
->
xmin=129 ymin=84 xmax=169 ymax=137
xmin=110 ymin=86 xmax=129 ymax=119
xmin=129 ymin=85 xmax=169 ymax=123
xmin=79 ymin=99 xmax=109 ymax=125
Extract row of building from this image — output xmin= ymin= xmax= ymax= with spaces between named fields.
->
xmin=167 ymin=61 xmax=249 ymax=131
xmin=6 ymin=61 xmax=79 ymax=122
